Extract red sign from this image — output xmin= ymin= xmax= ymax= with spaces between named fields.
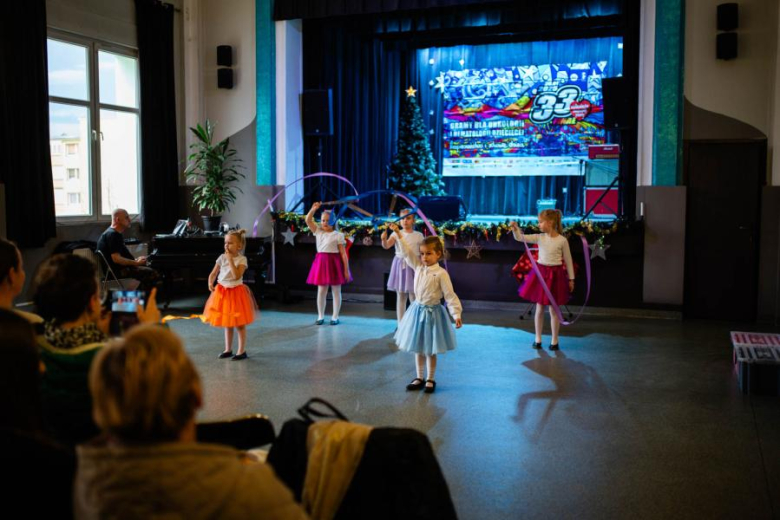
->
xmin=588 ymin=144 xmax=620 ymax=159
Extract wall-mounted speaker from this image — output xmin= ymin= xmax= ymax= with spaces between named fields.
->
xmin=218 ymin=68 xmax=234 ymax=89
xmin=717 ymin=32 xmax=738 ymax=60
xmin=301 ymin=89 xmax=333 ymax=136
xmin=717 ymin=3 xmax=739 ymax=31
xmin=601 ymin=77 xmax=631 ymax=129
xmin=217 ymin=45 xmax=233 ymax=67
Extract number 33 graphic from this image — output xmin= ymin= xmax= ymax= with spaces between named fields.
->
xmin=530 ymin=85 xmax=582 ymax=124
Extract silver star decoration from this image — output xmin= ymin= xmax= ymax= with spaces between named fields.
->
xmin=589 ymin=241 xmax=610 ymax=260
xmin=465 ymin=240 xmax=482 ymax=260
xmin=434 ymin=72 xmax=446 ymax=93
xmin=282 ymin=228 xmax=297 ymax=246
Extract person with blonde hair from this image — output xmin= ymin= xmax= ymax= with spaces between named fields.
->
xmin=510 ymin=209 xmax=575 ymax=350
xmin=75 ymin=324 xmax=308 ymax=520
xmin=202 ymin=229 xmax=257 ymax=360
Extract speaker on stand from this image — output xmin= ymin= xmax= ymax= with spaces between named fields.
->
xmin=582 ymin=77 xmax=629 ymax=220
xmin=300 ymin=89 xmax=334 ymax=208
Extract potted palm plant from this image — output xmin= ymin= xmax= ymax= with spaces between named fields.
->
xmin=184 ymin=120 xmax=244 ymax=231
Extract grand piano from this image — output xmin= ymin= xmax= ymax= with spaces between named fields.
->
xmin=149 ymin=234 xmax=272 ymax=307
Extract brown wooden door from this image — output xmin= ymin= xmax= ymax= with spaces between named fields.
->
xmin=683 ymin=140 xmax=765 ymax=320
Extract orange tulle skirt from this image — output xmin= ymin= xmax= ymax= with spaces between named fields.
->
xmin=201 ymin=284 xmax=257 ymax=327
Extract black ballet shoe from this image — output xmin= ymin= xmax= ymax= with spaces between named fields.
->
xmin=218 ymin=351 xmax=233 ymax=359
xmin=330 ymin=319 xmax=340 ymax=326
xmin=406 ymin=378 xmax=425 ymax=391
xmin=231 ymin=352 xmax=248 ymax=360
xmin=549 ymin=344 xmax=559 ymax=351
xmin=423 ymin=380 xmax=437 ymax=394
xmin=315 ymin=319 xmax=325 ymax=325
xmin=532 ymin=342 xmax=542 ymax=349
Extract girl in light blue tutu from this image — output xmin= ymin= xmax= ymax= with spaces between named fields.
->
xmin=389 ymin=223 xmax=463 ymax=394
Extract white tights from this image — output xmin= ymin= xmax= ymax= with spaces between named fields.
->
xmin=396 ymin=291 xmax=416 ymax=323
xmin=317 ymin=285 xmax=342 ymax=320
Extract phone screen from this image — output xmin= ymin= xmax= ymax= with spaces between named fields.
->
xmin=109 ymin=290 xmax=145 ymax=335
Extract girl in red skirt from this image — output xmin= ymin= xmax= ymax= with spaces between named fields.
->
xmin=510 ymin=210 xmax=575 ymax=350
xmin=305 ymin=202 xmax=351 ymax=325
xmin=202 ymin=229 xmax=257 ymax=360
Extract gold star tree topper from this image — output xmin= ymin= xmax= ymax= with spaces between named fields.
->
xmin=405 ymin=86 xmax=417 ymax=97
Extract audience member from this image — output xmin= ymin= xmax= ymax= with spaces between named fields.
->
xmin=0 ymin=238 xmax=41 ymax=323
xmin=33 ymin=254 xmax=160 ymax=444
xmin=0 ymin=309 xmax=76 ymax=519
xmin=75 ymin=324 xmax=309 ymax=520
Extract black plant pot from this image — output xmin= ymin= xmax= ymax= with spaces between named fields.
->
xmin=202 ymin=215 xmax=222 ymax=231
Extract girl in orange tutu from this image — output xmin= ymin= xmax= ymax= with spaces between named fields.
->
xmin=202 ymin=229 xmax=257 ymax=360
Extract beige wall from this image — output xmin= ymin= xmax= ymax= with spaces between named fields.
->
xmin=199 ymin=0 xmax=256 ymax=142
xmin=684 ymin=0 xmax=779 ymax=180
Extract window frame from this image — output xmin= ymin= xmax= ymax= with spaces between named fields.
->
xmin=47 ymin=30 xmax=142 ymax=224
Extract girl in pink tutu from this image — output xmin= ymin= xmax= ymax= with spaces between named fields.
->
xmin=203 ymin=229 xmax=258 ymax=360
xmin=510 ymin=209 xmax=574 ymax=350
xmin=305 ymin=202 xmax=351 ymax=325
xmin=381 ymin=209 xmax=423 ymax=324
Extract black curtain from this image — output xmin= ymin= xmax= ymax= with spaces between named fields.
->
xmin=135 ymin=0 xmax=180 ymax=233
xmin=0 ymin=0 xmax=57 ymax=247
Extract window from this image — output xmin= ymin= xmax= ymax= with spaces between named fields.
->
xmin=47 ymin=34 xmax=140 ymax=220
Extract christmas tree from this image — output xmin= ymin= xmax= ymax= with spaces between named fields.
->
xmin=387 ymin=87 xmax=445 ymax=197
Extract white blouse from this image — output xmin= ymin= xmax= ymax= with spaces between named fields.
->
xmin=391 ymin=230 xmax=424 ymax=258
xmin=511 ymin=229 xmax=575 ymax=280
xmin=314 ymin=227 xmax=346 ymax=253
xmin=396 ymin=234 xmax=463 ymax=320
xmin=216 ymin=254 xmax=247 ymax=288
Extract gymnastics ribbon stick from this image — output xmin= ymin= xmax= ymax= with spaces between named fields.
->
xmin=520 ymin=233 xmax=592 ymax=326
xmin=252 ymin=172 xmax=359 ymax=237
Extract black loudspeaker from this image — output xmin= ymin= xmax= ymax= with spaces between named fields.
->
xmin=218 ymin=68 xmax=234 ymax=89
xmin=717 ymin=3 xmax=738 ymax=31
xmin=418 ymin=196 xmax=465 ymax=221
xmin=602 ymin=77 xmax=631 ymax=129
xmin=717 ymin=32 xmax=738 ymax=60
xmin=302 ymin=89 xmax=333 ymax=136
xmin=217 ymin=45 xmax=233 ymax=67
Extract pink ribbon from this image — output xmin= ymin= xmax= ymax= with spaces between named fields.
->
xmin=520 ymin=233 xmax=592 ymax=326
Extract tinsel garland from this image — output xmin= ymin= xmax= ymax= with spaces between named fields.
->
xmin=273 ymin=211 xmax=637 ymax=244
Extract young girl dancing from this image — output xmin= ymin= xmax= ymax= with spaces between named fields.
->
xmin=510 ymin=209 xmax=575 ymax=350
xmin=390 ymin=223 xmax=462 ymax=394
xmin=381 ymin=209 xmax=424 ymax=324
xmin=203 ymin=229 xmax=258 ymax=360
xmin=305 ymin=202 xmax=351 ymax=325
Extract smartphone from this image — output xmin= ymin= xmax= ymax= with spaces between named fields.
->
xmin=109 ymin=289 xmax=146 ymax=336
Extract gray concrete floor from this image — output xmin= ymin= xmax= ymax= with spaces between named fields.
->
xmin=165 ymin=296 xmax=780 ymax=520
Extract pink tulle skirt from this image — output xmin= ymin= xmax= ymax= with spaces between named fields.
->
xmin=518 ymin=264 xmax=571 ymax=306
xmin=306 ymin=252 xmax=351 ymax=286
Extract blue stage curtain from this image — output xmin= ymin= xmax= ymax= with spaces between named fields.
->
xmin=302 ymin=9 xmax=627 ymax=217
xmin=409 ymin=37 xmax=623 ymax=216
xmin=303 ymin=20 xmax=407 ymax=214
xmin=276 ymin=0 xmax=621 ymax=22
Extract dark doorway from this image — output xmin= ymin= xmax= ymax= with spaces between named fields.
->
xmin=683 ymin=140 xmax=766 ymax=320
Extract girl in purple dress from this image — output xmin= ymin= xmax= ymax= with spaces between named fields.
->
xmin=381 ymin=209 xmax=424 ymax=324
